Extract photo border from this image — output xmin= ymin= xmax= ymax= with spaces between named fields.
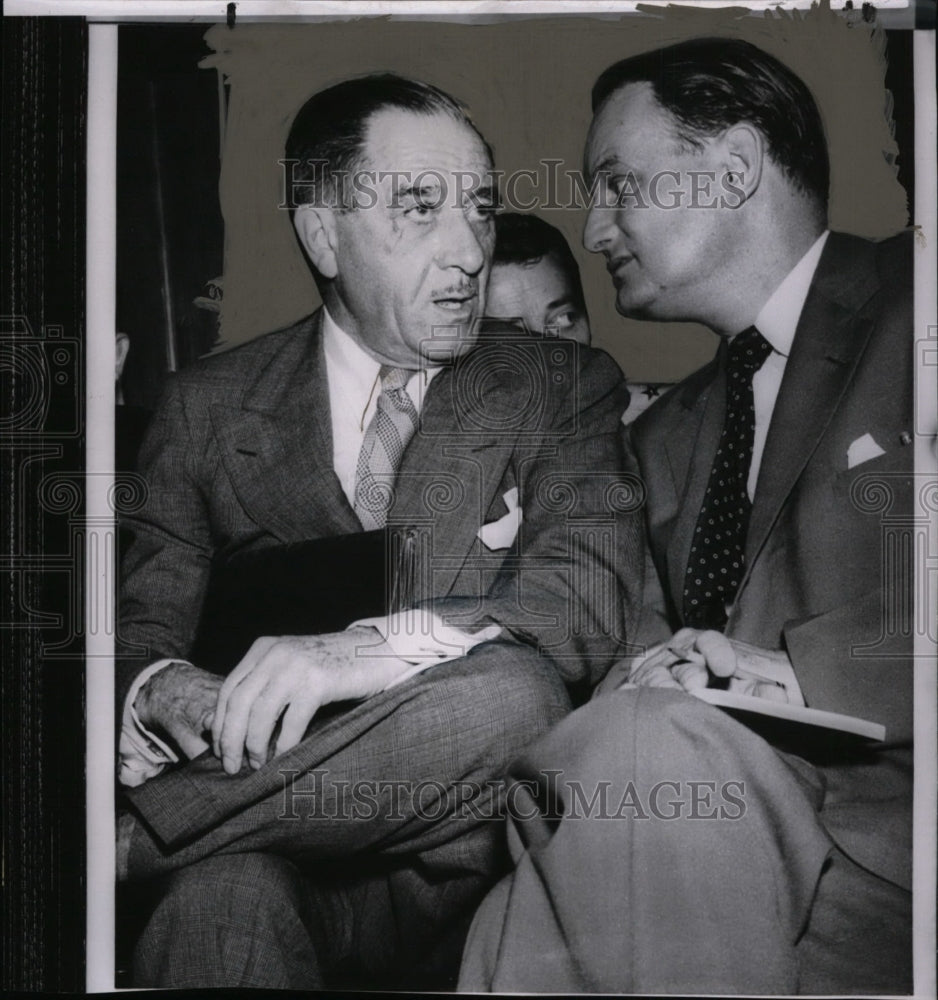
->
xmin=0 ymin=2 xmax=933 ymax=993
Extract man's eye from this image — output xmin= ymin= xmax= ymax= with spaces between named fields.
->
xmin=467 ymin=197 xmax=501 ymax=220
xmin=401 ymin=189 xmax=444 ymax=219
xmin=550 ymin=311 xmax=577 ymax=330
xmin=608 ymin=172 xmax=644 ymax=206
xmin=404 ymin=202 xmax=435 ymax=218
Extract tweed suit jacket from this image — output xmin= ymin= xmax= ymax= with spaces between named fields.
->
xmin=118 ymin=310 xmax=644 ymax=717
xmin=600 ymin=230 xmax=915 ymax=887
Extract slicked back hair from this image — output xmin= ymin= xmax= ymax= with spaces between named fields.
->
xmin=285 ymin=72 xmax=490 ymax=209
xmin=591 ymin=38 xmax=829 ymax=211
xmin=493 ymin=212 xmax=586 ymax=308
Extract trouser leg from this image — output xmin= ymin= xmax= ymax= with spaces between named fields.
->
xmin=133 ymin=849 xmax=494 ymax=990
xmin=125 ymin=642 xmax=568 ymax=876
xmin=134 ymin=852 xmax=324 ymax=989
xmin=302 ymin=856 xmax=496 ymax=990
xmin=796 ymin=848 xmax=912 ymax=994
xmin=127 ymin=643 xmax=570 ymax=987
xmin=459 ymin=687 xmax=834 ymax=994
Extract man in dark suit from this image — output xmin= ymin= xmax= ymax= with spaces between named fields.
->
xmin=459 ymin=38 xmax=915 ymax=994
xmin=117 ymin=75 xmax=644 ymax=988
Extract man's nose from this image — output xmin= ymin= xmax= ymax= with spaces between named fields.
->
xmin=583 ymin=202 xmax=618 ymax=255
xmin=439 ymin=207 xmax=488 ymax=275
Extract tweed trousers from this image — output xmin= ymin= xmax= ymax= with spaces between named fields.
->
xmin=125 ymin=641 xmax=570 ymax=988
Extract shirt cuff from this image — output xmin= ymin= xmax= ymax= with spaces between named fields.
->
xmin=349 ymin=611 xmax=502 ymax=689
xmin=118 ymin=658 xmax=183 ymax=787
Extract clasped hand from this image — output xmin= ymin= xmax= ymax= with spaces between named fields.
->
xmin=623 ymin=627 xmax=804 ymax=706
xmin=138 ymin=627 xmax=409 ymax=775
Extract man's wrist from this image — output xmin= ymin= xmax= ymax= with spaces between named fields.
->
xmin=352 ymin=611 xmax=501 ymax=664
xmin=328 ymin=626 xmax=408 ymax=702
xmin=135 ymin=660 xmax=193 ymax=731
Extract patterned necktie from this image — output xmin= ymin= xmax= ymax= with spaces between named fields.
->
xmin=354 ymin=366 xmax=419 ymax=530
xmin=683 ymin=326 xmax=773 ymax=631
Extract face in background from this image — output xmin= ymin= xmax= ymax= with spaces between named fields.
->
xmin=487 ymin=252 xmax=591 ymax=345
xmin=319 ymin=107 xmax=497 ymax=368
xmin=583 ymin=82 xmax=741 ymax=324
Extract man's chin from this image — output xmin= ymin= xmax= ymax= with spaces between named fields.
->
xmin=416 ymin=318 xmax=480 ymax=363
xmin=615 ymin=291 xmax=658 ymax=322
xmin=615 ymin=298 xmax=644 ymax=320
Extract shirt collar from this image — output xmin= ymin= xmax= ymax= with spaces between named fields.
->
xmin=754 ymin=230 xmax=830 ymax=358
xmin=321 ymin=306 xmax=442 ymax=411
xmin=322 ymin=306 xmax=382 ymax=401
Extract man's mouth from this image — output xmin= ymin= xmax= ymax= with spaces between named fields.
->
xmin=606 ymin=254 xmax=635 ymax=285
xmin=433 ymin=289 xmax=478 ymax=311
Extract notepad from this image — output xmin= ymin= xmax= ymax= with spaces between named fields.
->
xmin=190 ymin=528 xmax=393 ymax=674
xmin=692 ymin=687 xmax=886 ymax=742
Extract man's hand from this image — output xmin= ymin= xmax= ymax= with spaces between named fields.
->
xmin=136 ymin=662 xmax=223 ymax=759
xmin=624 ymin=628 xmax=803 ymax=705
xmin=211 ymin=628 xmax=410 ymax=774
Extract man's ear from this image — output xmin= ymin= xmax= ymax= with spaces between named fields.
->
xmin=722 ymin=123 xmax=764 ymax=203
xmin=293 ymin=204 xmax=339 ymax=280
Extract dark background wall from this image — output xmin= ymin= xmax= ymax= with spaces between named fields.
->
xmin=117 ymin=25 xmax=223 ymax=411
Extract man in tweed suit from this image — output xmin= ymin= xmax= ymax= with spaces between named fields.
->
xmin=117 ymin=75 xmax=644 ymax=988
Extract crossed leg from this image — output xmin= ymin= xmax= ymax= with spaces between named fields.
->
xmin=123 ymin=641 xmax=571 ymax=988
xmin=459 ymin=687 xmax=911 ymax=994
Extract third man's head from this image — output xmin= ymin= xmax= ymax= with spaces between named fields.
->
xmin=487 ymin=213 xmax=591 ymax=345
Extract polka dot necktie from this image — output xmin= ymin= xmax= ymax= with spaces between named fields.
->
xmin=683 ymin=326 xmax=773 ymax=631
xmin=354 ymin=366 xmax=419 ymax=530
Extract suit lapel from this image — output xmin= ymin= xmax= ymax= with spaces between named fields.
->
xmin=390 ymin=360 xmax=514 ymax=599
xmin=664 ymin=353 xmax=726 ymax=606
xmin=213 ymin=311 xmax=360 ymax=542
xmin=741 ymin=233 xmax=881 ymax=587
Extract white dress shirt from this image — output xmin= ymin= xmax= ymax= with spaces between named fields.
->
xmin=322 ymin=308 xmax=440 ymax=505
xmin=747 ymin=230 xmax=830 ymax=498
xmin=119 ymin=308 xmax=497 ymax=786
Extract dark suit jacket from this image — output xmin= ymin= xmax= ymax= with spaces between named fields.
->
xmin=118 ymin=310 xmax=645 ymax=714
xmin=600 ymin=231 xmax=915 ymax=887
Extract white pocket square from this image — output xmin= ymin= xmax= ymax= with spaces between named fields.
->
xmin=847 ymin=433 xmax=886 ymax=469
xmin=477 ymin=487 xmax=522 ymax=551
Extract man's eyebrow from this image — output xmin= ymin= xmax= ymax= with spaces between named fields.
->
xmin=546 ymin=297 xmax=577 ymax=311
xmin=397 ymin=178 xmax=443 ymax=199
xmin=395 ymin=179 xmax=497 ymax=204
xmin=592 ymin=155 xmax=624 ymax=176
xmin=469 ymin=183 xmax=498 ymax=203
